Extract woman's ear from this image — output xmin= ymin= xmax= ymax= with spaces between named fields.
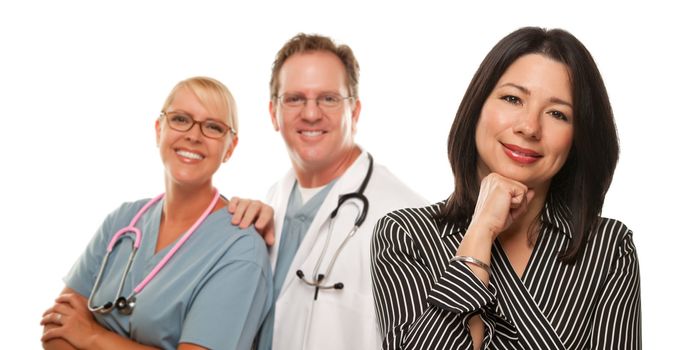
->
xmin=223 ymin=135 xmax=239 ymax=163
xmin=155 ymin=118 xmax=161 ymax=147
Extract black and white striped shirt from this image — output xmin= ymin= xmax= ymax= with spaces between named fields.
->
xmin=371 ymin=201 xmax=641 ymax=349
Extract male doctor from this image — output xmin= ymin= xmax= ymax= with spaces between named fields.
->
xmin=243 ymin=33 xmax=427 ymax=350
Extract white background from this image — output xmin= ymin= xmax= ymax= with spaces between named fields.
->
xmin=1 ymin=0 xmax=683 ymax=348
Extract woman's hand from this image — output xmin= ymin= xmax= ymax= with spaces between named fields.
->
xmin=41 ymin=292 xmax=103 ymax=349
xmin=470 ymin=173 xmax=535 ymax=240
xmin=228 ymin=197 xmax=275 ymax=245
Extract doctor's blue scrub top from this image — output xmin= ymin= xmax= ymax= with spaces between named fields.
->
xmin=65 ymin=198 xmax=273 ymax=350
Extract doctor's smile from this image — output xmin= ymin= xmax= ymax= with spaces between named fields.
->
xmin=298 ymin=129 xmax=326 ymax=137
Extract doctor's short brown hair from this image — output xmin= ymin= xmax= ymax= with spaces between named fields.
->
xmin=269 ymin=33 xmax=360 ymax=100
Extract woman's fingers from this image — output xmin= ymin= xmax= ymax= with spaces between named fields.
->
xmin=41 ymin=325 xmax=64 ymax=342
xmin=40 ymin=311 xmax=63 ymax=326
xmin=472 ymin=173 xmax=531 ymax=237
xmin=509 ymin=188 xmax=535 ymax=223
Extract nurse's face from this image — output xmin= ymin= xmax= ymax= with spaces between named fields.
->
xmin=475 ymin=53 xmax=574 ymax=193
xmin=156 ymin=87 xmax=236 ymax=189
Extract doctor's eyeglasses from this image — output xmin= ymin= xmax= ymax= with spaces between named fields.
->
xmin=277 ymin=93 xmax=354 ymax=112
xmin=161 ymin=111 xmax=236 ymax=139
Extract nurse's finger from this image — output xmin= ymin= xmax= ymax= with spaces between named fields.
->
xmin=55 ymin=293 xmax=88 ymax=311
xmin=41 ymin=325 xmax=66 ymax=342
xmin=40 ymin=312 xmax=63 ymax=326
xmin=42 ymin=305 xmax=57 ymax=317
xmin=52 ymin=301 xmax=74 ymax=313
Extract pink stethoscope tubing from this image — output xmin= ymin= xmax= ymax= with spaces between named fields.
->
xmin=87 ymin=189 xmax=221 ymax=315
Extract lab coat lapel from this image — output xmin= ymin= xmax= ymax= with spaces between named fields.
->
xmin=278 ymin=152 xmax=370 ymax=299
xmin=269 ymin=170 xmax=297 ymax=270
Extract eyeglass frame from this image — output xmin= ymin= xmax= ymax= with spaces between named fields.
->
xmin=275 ymin=92 xmax=355 ymax=111
xmin=159 ymin=111 xmax=237 ymax=139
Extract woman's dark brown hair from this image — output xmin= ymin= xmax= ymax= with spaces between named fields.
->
xmin=441 ymin=27 xmax=619 ymax=263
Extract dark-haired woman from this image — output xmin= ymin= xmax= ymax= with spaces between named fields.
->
xmin=372 ymin=27 xmax=640 ymax=349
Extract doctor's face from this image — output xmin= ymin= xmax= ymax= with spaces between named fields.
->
xmin=156 ymin=87 xmax=236 ymax=188
xmin=270 ymin=51 xmax=361 ymax=173
xmin=475 ymin=54 xmax=574 ymax=192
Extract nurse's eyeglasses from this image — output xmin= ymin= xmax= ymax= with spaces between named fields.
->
xmin=161 ymin=111 xmax=236 ymax=139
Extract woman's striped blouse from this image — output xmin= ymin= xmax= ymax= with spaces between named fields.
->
xmin=371 ymin=201 xmax=641 ymax=349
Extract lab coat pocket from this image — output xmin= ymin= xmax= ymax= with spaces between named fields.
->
xmin=308 ymin=288 xmax=379 ymax=350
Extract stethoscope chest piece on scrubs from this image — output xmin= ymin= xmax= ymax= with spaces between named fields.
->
xmin=115 ymin=296 xmax=136 ymax=315
xmin=87 ymin=190 xmax=221 ymax=316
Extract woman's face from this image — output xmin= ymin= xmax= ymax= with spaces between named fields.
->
xmin=156 ymin=86 xmax=236 ymax=188
xmin=475 ymin=53 xmax=574 ymax=192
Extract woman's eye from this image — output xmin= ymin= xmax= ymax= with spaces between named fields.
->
xmin=549 ymin=110 xmax=569 ymax=121
xmin=171 ymin=115 xmax=191 ymax=124
xmin=502 ymin=95 xmax=521 ymax=105
xmin=205 ymin=122 xmax=226 ymax=133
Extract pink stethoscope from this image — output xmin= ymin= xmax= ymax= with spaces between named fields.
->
xmin=87 ymin=189 xmax=221 ymax=315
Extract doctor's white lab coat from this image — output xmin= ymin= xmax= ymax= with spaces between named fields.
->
xmin=266 ymin=151 xmax=427 ymax=350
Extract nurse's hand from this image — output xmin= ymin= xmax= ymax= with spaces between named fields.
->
xmin=228 ymin=197 xmax=275 ymax=246
xmin=41 ymin=292 xmax=102 ymax=349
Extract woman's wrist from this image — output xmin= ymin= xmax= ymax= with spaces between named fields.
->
xmin=465 ymin=220 xmax=498 ymax=244
xmin=86 ymin=325 xmax=110 ymax=350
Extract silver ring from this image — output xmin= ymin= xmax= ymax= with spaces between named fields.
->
xmin=55 ymin=313 xmax=62 ymax=324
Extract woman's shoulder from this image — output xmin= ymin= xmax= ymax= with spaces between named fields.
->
xmin=99 ymin=197 xmax=157 ymax=228
xmin=202 ymin=210 xmax=270 ymax=265
xmin=592 ymin=216 xmax=634 ymax=241
xmin=588 ymin=216 xmax=637 ymax=258
xmin=375 ymin=201 xmax=447 ymax=234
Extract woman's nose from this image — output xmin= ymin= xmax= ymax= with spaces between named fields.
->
xmin=513 ymin=109 xmax=542 ymax=140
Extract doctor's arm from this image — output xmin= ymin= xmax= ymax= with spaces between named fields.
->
xmin=227 ymin=197 xmax=275 ymax=245
xmin=42 ymin=287 xmax=204 ymax=350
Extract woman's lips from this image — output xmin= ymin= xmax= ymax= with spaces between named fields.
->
xmin=175 ymin=148 xmax=205 ymax=163
xmin=501 ymin=142 xmax=542 ymax=164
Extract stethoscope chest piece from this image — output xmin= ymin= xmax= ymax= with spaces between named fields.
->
xmin=296 ymin=154 xmax=374 ymax=300
xmin=116 ymin=296 xmax=136 ymax=315
xmin=87 ymin=190 xmax=221 ymax=317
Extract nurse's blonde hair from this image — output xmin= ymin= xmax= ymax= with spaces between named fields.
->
xmin=161 ymin=76 xmax=238 ymax=134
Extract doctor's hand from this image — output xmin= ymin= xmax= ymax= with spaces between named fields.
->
xmin=228 ymin=197 xmax=275 ymax=246
xmin=41 ymin=292 xmax=103 ymax=349
xmin=470 ymin=173 xmax=535 ymax=241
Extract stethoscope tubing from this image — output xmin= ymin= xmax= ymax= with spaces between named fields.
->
xmin=88 ymin=189 xmax=220 ymax=314
xmin=134 ymin=190 xmax=219 ymax=294
xmin=297 ymin=154 xmax=374 ymax=292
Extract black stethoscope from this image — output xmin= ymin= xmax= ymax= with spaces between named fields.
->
xmin=296 ymin=153 xmax=373 ymax=300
